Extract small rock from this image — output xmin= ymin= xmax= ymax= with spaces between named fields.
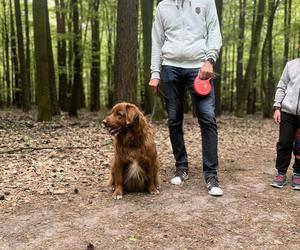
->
xmin=53 ymin=189 xmax=66 ymax=195
xmin=87 ymin=243 xmax=95 ymax=250
xmin=74 ymin=188 xmax=79 ymax=194
xmin=0 ymin=194 xmax=5 ymax=200
xmin=4 ymin=191 xmax=10 ymax=196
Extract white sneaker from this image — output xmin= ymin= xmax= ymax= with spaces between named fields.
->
xmin=205 ymin=175 xmax=223 ymax=196
xmin=170 ymin=170 xmax=188 ymax=185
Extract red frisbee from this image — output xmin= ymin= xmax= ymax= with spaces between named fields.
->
xmin=194 ymin=76 xmax=212 ymax=96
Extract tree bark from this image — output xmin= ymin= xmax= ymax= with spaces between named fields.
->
xmin=69 ymin=0 xmax=83 ymax=117
xmin=214 ymin=0 xmax=223 ymax=116
xmin=283 ymin=0 xmax=292 ymax=63
xmin=45 ymin=2 xmax=60 ymax=115
xmin=235 ymin=0 xmax=266 ymax=117
xmin=14 ymin=0 xmax=31 ymax=111
xmin=90 ymin=0 xmax=100 ymax=111
xmin=24 ymin=0 xmax=31 ymax=103
xmin=32 ymin=0 xmax=52 ymax=121
xmin=10 ymin=0 xmax=21 ymax=108
xmin=3 ymin=0 xmax=11 ymax=106
xmin=261 ymin=0 xmax=280 ymax=118
xmin=114 ymin=0 xmax=139 ymax=104
xmin=55 ymin=0 xmax=68 ymax=111
xmin=236 ymin=0 xmax=246 ymax=112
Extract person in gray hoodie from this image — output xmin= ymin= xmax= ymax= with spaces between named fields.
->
xmin=149 ymin=0 xmax=223 ymax=196
xmin=271 ymin=45 xmax=300 ymax=190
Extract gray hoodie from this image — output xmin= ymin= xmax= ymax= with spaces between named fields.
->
xmin=151 ymin=0 xmax=222 ymax=79
xmin=274 ymin=58 xmax=300 ymax=115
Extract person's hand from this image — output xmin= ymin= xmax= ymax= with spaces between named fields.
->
xmin=273 ymin=109 xmax=281 ymax=124
xmin=198 ymin=61 xmax=213 ymax=79
xmin=149 ymin=79 xmax=160 ymax=93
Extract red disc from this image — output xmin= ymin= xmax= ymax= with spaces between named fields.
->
xmin=194 ymin=76 xmax=212 ymax=96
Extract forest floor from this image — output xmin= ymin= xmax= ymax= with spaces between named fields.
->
xmin=0 ymin=109 xmax=300 ymax=250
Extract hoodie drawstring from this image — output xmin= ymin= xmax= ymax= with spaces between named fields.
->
xmin=176 ymin=0 xmax=192 ymax=9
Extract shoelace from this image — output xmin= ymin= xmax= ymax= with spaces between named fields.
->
xmin=206 ymin=176 xmax=219 ymax=187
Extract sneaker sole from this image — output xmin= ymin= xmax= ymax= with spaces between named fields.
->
xmin=208 ymin=190 xmax=223 ymax=196
xmin=270 ymin=182 xmax=286 ymax=189
xmin=291 ymin=185 xmax=300 ymax=190
xmin=170 ymin=175 xmax=189 ymax=185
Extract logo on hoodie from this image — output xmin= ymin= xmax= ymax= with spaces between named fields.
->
xmin=195 ymin=7 xmax=201 ymax=14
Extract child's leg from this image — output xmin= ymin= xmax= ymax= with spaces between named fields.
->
xmin=276 ymin=112 xmax=298 ymax=174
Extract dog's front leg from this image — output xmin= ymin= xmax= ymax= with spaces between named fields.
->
xmin=112 ymin=166 xmax=123 ymax=200
xmin=147 ymin=163 xmax=160 ymax=195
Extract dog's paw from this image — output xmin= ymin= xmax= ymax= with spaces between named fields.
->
xmin=112 ymin=190 xmax=123 ymax=200
xmin=150 ymin=188 xmax=160 ymax=195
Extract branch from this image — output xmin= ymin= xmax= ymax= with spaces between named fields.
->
xmin=0 ymin=142 xmax=111 ymax=154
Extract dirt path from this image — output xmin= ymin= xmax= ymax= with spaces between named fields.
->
xmin=1 ymin=111 xmax=300 ymax=249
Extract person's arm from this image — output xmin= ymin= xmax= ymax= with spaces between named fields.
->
xmin=150 ymin=6 xmax=165 ymax=80
xmin=274 ymin=63 xmax=290 ymax=109
xmin=273 ymin=63 xmax=289 ymax=124
xmin=205 ymin=0 xmax=222 ymax=64
xmin=199 ymin=0 xmax=222 ymax=79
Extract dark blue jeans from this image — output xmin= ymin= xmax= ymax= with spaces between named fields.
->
xmin=161 ymin=65 xmax=219 ymax=178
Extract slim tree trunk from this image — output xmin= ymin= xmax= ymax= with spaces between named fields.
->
xmin=283 ymin=0 xmax=292 ymax=63
xmin=3 ymin=0 xmax=11 ymax=106
xmin=14 ymin=0 xmax=31 ymax=111
xmin=141 ymin=0 xmax=154 ymax=114
xmin=236 ymin=0 xmax=246 ymax=110
xmin=45 ymin=2 xmax=60 ymax=115
xmin=24 ymin=0 xmax=31 ymax=102
xmin=32 ymin=0 xmax=52 ymax=121
xmin=55 ymin=0 xmax=68 ymax=111
xmin=104 ymin=1 xmax=115 ymax=108
xmin=214 ymin=0 xmax=223 ymax=116
xmin=235 ymin=0 xmax=266 ymax=117
xmin=69 ymin=0 xmax=82 ymax=117
xmin=114 ymin=0 xmax=139 ymax=104
xmin=90 ymin=0 xmax=100 ymax=111
xmin=261 ymin=0 xmax=280 ymax=118
xmin=10 ymin=0 xmax=21 ymax=107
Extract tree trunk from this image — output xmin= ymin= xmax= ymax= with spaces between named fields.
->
xmin=24 ymin=0 xmax=31 ymax=103
xmin=3 ymin=0 xmax=11 ymax=106
xmin=283 ymin=0 xmax=292 ymax=63
xmin=103 ymin=1 xmax=115 ymax=108
xmin=55 ymin=0 xmax=69 ymax=111
xmin=69 ymin=0 xmax=83 ymax=117
xmin=235 ymin=0 xmax=266 ymax=117
xmin=32 ymin=0 xmax=52 ymax=121
xmin=114 ymin=0 xmax=139 ymax=104
xmin=141 ymin=0 xmax=154 ymax=114
xmin=14 ymin=0 xmax=31 ymax=111
xmin=10 ymin=0 xmax=21 ymax=108
xmin=261 ymin=0 xmax=280 ymax=118
xmin=90 ymin=0 xmax=100 ymax=112
xmin=236 ymin=0 xmax=246 ymax=111
xmin=45 ymin=2 xmax=60 ymax=115
xmin=214 ymin=0 xmax=223 ymax=116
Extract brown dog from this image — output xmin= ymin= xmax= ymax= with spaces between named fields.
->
xmin=102 ymin=102 xmax=159 ymax=199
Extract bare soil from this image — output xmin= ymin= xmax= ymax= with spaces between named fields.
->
xmin=0 ymin=110 xmax=299 ymax=250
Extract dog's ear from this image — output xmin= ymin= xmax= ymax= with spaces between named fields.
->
xmin=126 ymin=104 xmax=139 ymax=125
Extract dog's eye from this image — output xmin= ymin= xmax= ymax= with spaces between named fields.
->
xmin=117 ymin=111 xmax=124 ymax=118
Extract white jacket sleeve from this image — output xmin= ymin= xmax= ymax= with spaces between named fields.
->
xmin=151 ymin=6 xmax=165 ymax=80
xmin=205 ymin=0 xmax=222 ymax=62
xmin=274 ymin=63 xmax=289 ymax=108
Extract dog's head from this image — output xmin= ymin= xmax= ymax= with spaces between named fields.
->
xmin=102 ymin=102 xmax=141 ymax=136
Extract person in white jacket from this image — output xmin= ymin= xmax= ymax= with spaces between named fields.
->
xmin=149 ymin=0 xmax=223 ymax=196
xmin=271 ymin=45 xmax=300 ymax=190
